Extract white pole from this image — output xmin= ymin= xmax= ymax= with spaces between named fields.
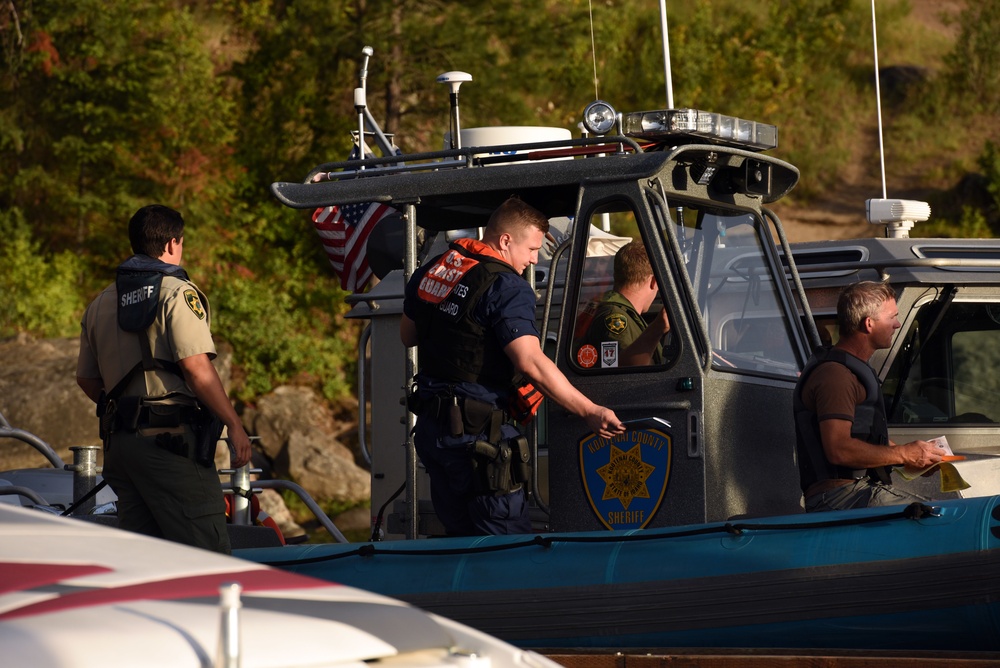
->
xmin=660 ymin=0 xmax=674 ymax=108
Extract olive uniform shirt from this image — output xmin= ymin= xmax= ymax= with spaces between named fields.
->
xmin=576 ymin=290 xmax=662 ymax=368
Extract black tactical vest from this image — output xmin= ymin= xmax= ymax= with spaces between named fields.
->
xmin=793 ymin=346 xmax=892 ymax=492
xmin=412 ymin=243 xmax=519 ymax=389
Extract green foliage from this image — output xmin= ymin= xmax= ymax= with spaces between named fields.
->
xmin=0 ymin=208 xmax=83 ymax=338
xmin=942 ymin=1 xmax=1000 ymax=114
xmin=2 ymin=0 xmax=241 ymax=268
xmin=4 ymin=0 xmax=1000 ymax=402
xmin=921 ymin=206 xmax=992 ymax=240
xmin=185 ymin=198 xmax=360 ymax=402
xmin=980 ymin=141 xmax=1000 ymax=214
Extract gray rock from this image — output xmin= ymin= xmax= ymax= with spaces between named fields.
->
xmin=0 ymin=335 xmax=371 ymax=530
xmin=0 ymin=334 xmax=96 ymax=470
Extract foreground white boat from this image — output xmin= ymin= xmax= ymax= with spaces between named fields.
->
xmin=0 ymin=503 xmax=562 ymax=668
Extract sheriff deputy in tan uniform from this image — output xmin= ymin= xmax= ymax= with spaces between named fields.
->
xmin=76 ymin=204 xmax=251 ymax=553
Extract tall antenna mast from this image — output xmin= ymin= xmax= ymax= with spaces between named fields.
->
xmin=660 ymin=0 xmax=674 ymax=108
xmin=865 ymin=0 xmax=930 ymax=239
xmin=870 ymin=0 xmax=887 ymax=199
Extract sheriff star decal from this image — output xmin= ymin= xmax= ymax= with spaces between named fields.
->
xmin=184 ymin=290 xmax=206 ymax=320
xmin=579 ymin=426 xmax=672 ymax=530
xmin=597 ymin=443 xmax=654 ymax=508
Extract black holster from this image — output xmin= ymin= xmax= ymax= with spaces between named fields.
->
xmin=97 ymin=391 xmax=114 ymax=441
xmin=114 ymin=395 xmax=143 ymax=434
xmin=469 ymin=438 xmax=527 ymax=496
xmin=194 ymin=410 xmax=224 ymax=468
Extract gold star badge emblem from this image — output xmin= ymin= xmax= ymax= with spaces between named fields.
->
xmin=596 ymin=443 xmax=654 ymax=509
xmin=184 ymin=290 xmax=206 ymax=320
xmin=605 ymin=314 xmax=627 ymax=334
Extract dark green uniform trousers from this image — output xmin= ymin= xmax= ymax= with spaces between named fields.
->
xmin=103 ymin=425 xmax=230 ymax=554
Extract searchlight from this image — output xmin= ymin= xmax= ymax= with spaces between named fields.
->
xmin=866 ymin=198 xmax=931 ymax=239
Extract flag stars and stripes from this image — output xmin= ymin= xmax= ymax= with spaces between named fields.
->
xmin=312 ymin=200 xmax=394 ymax=293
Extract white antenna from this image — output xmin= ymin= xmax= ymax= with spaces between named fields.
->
xmin=865 ymin=0 xmax=930 ymax=239
xmin=870 ymin=2 xmax=887 ymax=199
xmin=354 ymin=46 xmax=374 ymax=169
xmin=659 ymin=0 xmax=674 ymax=109
xmin=437 ymin=71 xmax=473 ymax=149
xmin=588 ymin=0 xmax=600 ymax=100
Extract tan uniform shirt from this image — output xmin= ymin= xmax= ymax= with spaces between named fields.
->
xmin=77 ymin=274 xmax=215 ymax=402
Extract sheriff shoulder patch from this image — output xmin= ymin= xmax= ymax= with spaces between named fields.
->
xmin=604 ymin=313 xmax=627 ymax=335
xmin=184 ymin=290 xmax=206 ymax=320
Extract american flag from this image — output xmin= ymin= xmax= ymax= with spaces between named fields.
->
xmin=312 ymin=201 xmax=394 ymax=293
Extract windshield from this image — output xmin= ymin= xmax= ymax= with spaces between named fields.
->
xmin=656 ymin=201 xmax=801 ymax=377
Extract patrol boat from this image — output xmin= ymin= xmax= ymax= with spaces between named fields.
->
xmin=232 ymin=46 xmax=1000 ymax=654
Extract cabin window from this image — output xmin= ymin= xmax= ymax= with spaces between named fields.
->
xmin=886 ymin=301 xmax=1000 ymax=424
xmin=569 ymin=203 xmax=677 ymax=371
xmin=657 ymin=203 xmax=801 ymax=378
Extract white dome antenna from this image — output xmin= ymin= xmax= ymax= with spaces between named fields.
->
xmin=437 ymin=71 xmax=473 ymax=149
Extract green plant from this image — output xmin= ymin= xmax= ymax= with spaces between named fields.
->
xmin=0 ymin=209 xmax=83 ymax=338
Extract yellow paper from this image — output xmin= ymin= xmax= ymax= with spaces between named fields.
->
xmin=938 ymin=462 xmax=971 ymax=492
xmin=893 ymin=436 xmax=971 ymax=492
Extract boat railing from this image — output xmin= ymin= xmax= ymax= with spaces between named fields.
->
xmin=219 ymin=463 xmax=349 ymax=544
xmin=788 ymin=256 xmax=1000 ymax=281
xmin=299 ymin=135 xmax=645 ymax=185
xmin=0 ymin=410 xmax=65 ymax=469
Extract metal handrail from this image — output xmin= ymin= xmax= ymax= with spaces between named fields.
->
xmin=357 ymin=323 xmax=373 ymax=467
xmin=219 ymin=469 xmax=349 ymax=544
xmin=302 ymin=135 xmax=644 ymax=184
xmin=789 ymin=256 xmax=1000 ymax=277
xmin=0 ymin=411 xmax=66 ymax=469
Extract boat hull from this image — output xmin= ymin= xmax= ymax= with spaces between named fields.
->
xmin=236 ymin=497 xmax=1000 ymax=652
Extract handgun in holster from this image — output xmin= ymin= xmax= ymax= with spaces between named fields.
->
xmin=193 ymin=407 xmax=224 ymax=468
xmin=470 ymin=439 xmax=514 ymax=495
xmin=97 ymin=391 xmax=115 ymax=441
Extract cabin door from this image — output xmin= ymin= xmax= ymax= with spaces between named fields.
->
xmin=541 ymin=184 xmax=709 ymax=531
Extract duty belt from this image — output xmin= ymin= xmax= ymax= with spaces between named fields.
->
xmin=407 ymin=390 xmax=505 ymax=441
xmin=138 ymin=404 xmax=199 ymax=429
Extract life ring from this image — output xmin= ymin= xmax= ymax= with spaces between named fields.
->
xmin=225 ymin=494 xmax=286 ymax=545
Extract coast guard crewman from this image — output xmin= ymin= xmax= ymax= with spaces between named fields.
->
xmin=401 ymin=196 xmax=626 ymax=536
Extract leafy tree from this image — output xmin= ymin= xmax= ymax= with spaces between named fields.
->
xmin=0 ymin=208 xmax=82 ymax=338
xmin=942 ymin=1 xmax=1000 ymax=115
xmin=1 ymin=0 xmax=240 ymax=269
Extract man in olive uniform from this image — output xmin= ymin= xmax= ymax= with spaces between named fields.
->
xmin=77 ymin=204 xmax=251 ymax=553
xmin=575 ymin=240 xmax=670 ymax=368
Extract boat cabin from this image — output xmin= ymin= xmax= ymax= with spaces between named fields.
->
xmin=272 ymin=104 xmax=982 ymax=539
